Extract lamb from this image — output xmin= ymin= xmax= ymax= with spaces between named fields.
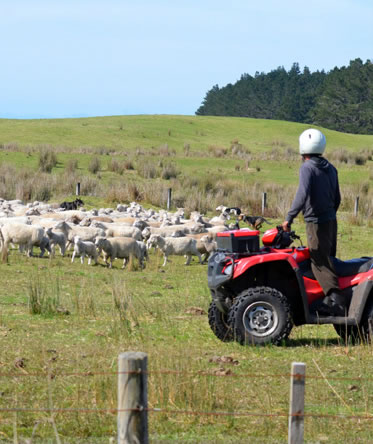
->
xmin=197 ymin=234 xmax=217 ymax=263
xmin=33 ymin=234 xmax=51 ymax=258
xmin=0 ymin=223 xmax=45 ymax=261
xmin=146 ymin=234 xmax=202 ymax=266
xmin=46 ymin=227 xmax=67 ymax=257
xmin=95 ymin=236 xmax=141 ymax=269
xmin=135 ymin=240 xmax=148 ymax=269
xmin=54 ymin=221 xmax=106 ymax=249
xmin=71 ymin=236 xmax=98 ymax=265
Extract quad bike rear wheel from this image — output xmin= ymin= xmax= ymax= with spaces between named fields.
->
xmin=334 ymin=299 xmax=373 ymax=343
xmin=208 ymin=301 xmax=233 ymax=342
xmin=228 ymin=287 xmax=293 ymax=346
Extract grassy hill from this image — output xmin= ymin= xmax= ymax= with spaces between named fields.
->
xmin=1 ymin=115 xmax=373 ymax=152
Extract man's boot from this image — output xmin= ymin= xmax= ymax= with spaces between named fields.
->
xmin=324 ymin=291 xmax=347 ymax=317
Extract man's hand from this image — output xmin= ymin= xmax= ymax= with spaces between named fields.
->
xmin=282 ymin=221 xmax=291 ymax=232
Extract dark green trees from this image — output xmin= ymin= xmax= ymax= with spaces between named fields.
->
xmin=196 ymin=59 xmax=373 ymax=134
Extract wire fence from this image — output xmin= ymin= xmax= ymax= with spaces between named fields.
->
xmin=1 ymin=356 xmax=373 ymax=443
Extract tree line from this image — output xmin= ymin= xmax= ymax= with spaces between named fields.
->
xmin=196 ymin=59 xmax=373 ymax=135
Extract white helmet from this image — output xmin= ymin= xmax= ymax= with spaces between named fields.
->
xmin=299 ymin=129 xmax=326 ymax=155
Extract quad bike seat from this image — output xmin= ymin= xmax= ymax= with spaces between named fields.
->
xmin=299 ymin=256 xmax=373 ymax=279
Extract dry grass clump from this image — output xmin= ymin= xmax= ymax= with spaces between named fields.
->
xmin=158 ymin=143 xmax=175 ymax=157
xmin=123 ymin=158 xmax=135 ymax=170
xmin=160 ymin=162 xmax=180 ymax=180
xmin=0 ymin=142 xmax=21 ymax=152
xmin=107 ymin=158 xmax=125 ymax=175
xmin=328 ymin=148 xmax=372 ymax=166
xmin=230 ymin=141 xmax=250 ymax=158
xmin=136 ymin=159 xmax=159 ymax=179
xmin=65 ymin=158 xmax=79 ymax=174
xmin=38 ymin=148 xmax=58 ymax=173
xmin=106 ymin=182 xmax=143 ymax=203
xmin=88 ymin=156 xmax=101 ymax=174
xmin=208 ymin=145 xmax=228 ymax=158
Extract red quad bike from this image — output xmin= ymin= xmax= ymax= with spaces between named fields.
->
xmin=207 ymin=226 xmax=373 ymax=346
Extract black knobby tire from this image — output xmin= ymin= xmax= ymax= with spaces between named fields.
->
xmin=334 ymin=299 xmax=373 ymax=344
xmin=208 ymin=301 xmax=233 ymax=342
xmin=228 ymin=287 xmax=293 ymax=346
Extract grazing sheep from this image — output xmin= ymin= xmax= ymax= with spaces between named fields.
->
xmin=71 ymin=236 xmax=98 ymax=265
xmin=95 ymin=236 xmax=140 ymax=269
xmin=0 ymin=223 xmax=45 ymax=261
xmin=46 ymin=227 xmax=67 ymax=257
xmin=146 ymin=234 xmax=202 ymax=266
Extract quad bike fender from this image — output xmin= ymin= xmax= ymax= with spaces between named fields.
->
xmin=233 ymin=252 xmax=298 ymax=279
xmin=345 ymin=279 xmax=373 ymax=324
xmin=234 ymin=254 xmax=313 ymax=324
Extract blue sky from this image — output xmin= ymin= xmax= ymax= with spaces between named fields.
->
xmin=1 ymin=0 xmax=372 ymax=118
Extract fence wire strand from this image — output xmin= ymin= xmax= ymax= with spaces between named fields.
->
xmin=0 ymin=368 xmax=372 ymax=382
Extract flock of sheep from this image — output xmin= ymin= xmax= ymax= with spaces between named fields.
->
xmin=0 ymin=198 xmax=233 ymax=269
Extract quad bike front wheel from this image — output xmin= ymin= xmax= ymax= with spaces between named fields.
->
xmin=228 ymin=287 xmax=293 ymax=346
xmin=208 ymin=301 xmax=233 ymax=342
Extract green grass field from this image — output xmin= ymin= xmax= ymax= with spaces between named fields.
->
xmin=1 ymin=115 xmax=373 ymax=442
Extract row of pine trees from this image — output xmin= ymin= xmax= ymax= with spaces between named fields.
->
xmin=196 ymin=59 xmax=373 ymax=135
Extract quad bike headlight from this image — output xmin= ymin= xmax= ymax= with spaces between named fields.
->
xmin=223 ymin=264 xmax=233 ymax=275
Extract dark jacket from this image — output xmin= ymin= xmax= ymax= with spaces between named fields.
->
xmin=287 ymin=156 xmax=341 ymax=224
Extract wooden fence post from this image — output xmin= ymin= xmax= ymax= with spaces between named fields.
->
xmin=354 ymin=196 xmax=359 ymax=216
xmin=288 ymin=362 xmax=306 ymax=444
xmin=261 ymin=192 xmax=267 ymax=215
xmin=167 ymin=188 xmax=172 ymax=211
xmin=118 ymin=352 xmax=148 ymax=444
xmin=76 ymin=183 xmax=81 ymax=196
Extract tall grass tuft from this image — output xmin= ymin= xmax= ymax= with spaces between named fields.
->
xmin=65 ymin=158 xmax=79 ymax=174
xmin=107 ymin=158 xmax=124 ymax=175
xmin=88 ymin=157 xmax=101 ymax=174
xmin=38 ymin=148 xmax=58 ymax=173
xmin=27 ymin=275 xmax=68 ymax=316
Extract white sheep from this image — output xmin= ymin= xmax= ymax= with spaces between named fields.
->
xmin=54 ymin=221 xmax=106 ymax=250
xmin=141 ymin=224 xmax=195 ymax=241
xmin=46 ymin=227 xmax=67 ymax=257
xmin=91 ymin=221 xmax=142 ymax=240
xmin=0 ymin=223 xmax=45 ymax=261
xmin=146 ymin=234 xmax=202 ymax=266
xmin=71 ymin=236 xmax=98 ymax=265
xmin=95 ymin=236 xmax=140 ymax=269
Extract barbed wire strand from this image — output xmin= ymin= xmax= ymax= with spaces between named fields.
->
xmin=0 ymin=369 xmax=372 ymax=382
xmin=0 ymin=406 xmax=373 ymax=421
